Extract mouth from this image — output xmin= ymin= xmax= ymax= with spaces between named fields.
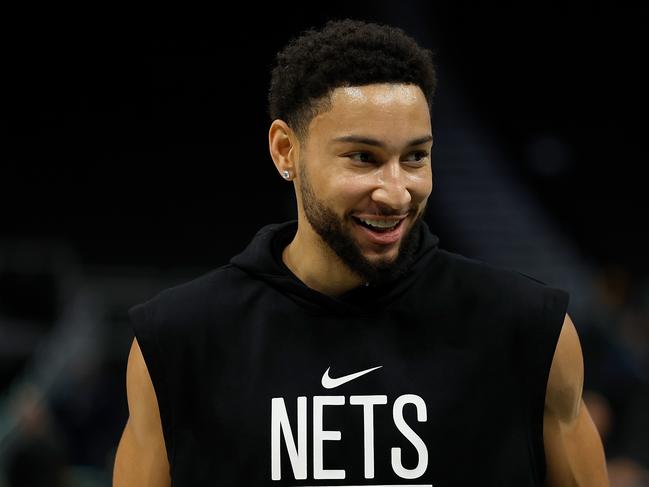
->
xmin=351 ymin=215 xmax=407 ymax=245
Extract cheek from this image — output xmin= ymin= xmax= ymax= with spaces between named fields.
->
xmin=328 ymin=172 xmax=372 ymax=196
xmin=405 ymin=169 xmax=433 ymax=200
xmin=322 ymin=168 xmax=433 ymax=208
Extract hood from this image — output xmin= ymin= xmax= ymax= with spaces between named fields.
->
xmin=229 ymin=219 xmax=440 ymax=317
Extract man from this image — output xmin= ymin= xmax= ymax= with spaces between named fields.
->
xmin=113 ymin=19 xmax=609 ymax=486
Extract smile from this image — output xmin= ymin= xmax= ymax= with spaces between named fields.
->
xmin=356 ymin=217 xmax=401 ymax=229
xmin=352 ymin=216 xmax=406 ymax=245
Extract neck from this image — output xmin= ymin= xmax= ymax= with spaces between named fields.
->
xmin=282 ymin=218 xmax=365 ymax=297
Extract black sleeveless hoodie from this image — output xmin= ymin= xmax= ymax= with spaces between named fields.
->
xmin=128 ymin=219 xmax=569 ymax=486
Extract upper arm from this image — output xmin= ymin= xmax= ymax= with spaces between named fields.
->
xmin=543 ymin=313 xmax=609 ymax=487
xmin=545 ymin=313 xmax=584 ymax=422
xmin=113 ymin=338 xmax=171 ymax=487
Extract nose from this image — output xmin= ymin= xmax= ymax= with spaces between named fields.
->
xmin=371 ymin=159 xmax=412 ymax=212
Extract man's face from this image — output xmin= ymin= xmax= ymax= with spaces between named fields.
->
xmin=295 ymin=83 xmax=433 ymax=285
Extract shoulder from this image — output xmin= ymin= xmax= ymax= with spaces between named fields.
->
xmin=435 ymin=249 xmax=541 ymax=285
xmin=154 ymin=264 xmax=243 ymax=305
xmin=433 ymin=249 xmax=566 ymax=303
xmin=429 ymin=250 xmax=570 ymax=345
xmin=131 ymin=264 xmax=247 ymax=319
xmin=127 ymin=263 xmax=254 ymax=343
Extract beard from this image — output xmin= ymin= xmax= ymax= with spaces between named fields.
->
xmin=298 ymin=162 xmax=425 ymax=287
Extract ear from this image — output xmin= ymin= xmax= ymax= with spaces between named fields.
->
xmin=269 ymin=119 xmax=298 ymax=181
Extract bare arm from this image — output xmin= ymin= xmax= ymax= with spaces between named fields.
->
xmin=543 ymin=313 xmax=609 ymax=487
xmin=113 ymin=338 xmax=171 ymax=487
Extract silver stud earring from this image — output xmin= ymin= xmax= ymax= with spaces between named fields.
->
xmin=283 ymin=170 xmax=290 ymax=180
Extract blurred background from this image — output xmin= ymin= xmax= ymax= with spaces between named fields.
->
xmin=1 ymin=3 xmax=648 ymax=486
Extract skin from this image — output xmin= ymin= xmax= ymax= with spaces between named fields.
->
xmin=270 ymin=83 xmax=433 ymax=296
xmin=544 ymin=314 xmax=609 ymax=486
xmin=113 ymin=339 xmax=171 ymax=487
xmin=113 ymin=83 xmax=609 ymax=486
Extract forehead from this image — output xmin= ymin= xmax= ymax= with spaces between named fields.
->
xmin=307 ymin=83 xmax=431 ymax=143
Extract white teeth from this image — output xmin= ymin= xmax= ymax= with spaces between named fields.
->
xmin=359 ymin=218 xmax=400 ymax=228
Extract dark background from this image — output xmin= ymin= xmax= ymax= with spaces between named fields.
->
xmin=1 ymin=4 xmax=648 ymax=486
xmin=3 ymin=5 xmax=648 ymax=271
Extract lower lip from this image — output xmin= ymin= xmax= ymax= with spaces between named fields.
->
xmin=353 ymin=217 xmax=406 ymax=245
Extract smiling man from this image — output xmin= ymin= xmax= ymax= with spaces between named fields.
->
xmin=113 ymin=19 xmax=609 ymax=486
xmin=278 ymin=82 xmax=433 ymax=294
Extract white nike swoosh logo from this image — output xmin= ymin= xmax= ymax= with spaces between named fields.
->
xmin=321 ymin=366 xmax=383 ymax=389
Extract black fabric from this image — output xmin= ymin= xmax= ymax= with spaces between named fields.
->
xmin=128 ymin=219 xmax=569 ymax=486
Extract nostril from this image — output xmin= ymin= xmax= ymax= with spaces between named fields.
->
xmin=370 ymin=178 xmax=412 ymax=205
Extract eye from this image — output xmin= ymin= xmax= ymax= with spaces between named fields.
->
xmin=348 ymin=152 xmax=376 ymax=164
xmin=405 ymin=151 xmax=429 ymax=164
xmin=346 ymin=150 xmax=429 ymax=165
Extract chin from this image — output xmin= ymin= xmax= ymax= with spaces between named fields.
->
xmin=363 ymin=244 xmax=401 ymax=262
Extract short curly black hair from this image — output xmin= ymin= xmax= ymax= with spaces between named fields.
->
xmin=267 ymin=18 xmax=437 ymax=145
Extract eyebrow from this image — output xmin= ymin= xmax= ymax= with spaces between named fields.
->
xmin=332 ymin=134 xmax=433 ymax=148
